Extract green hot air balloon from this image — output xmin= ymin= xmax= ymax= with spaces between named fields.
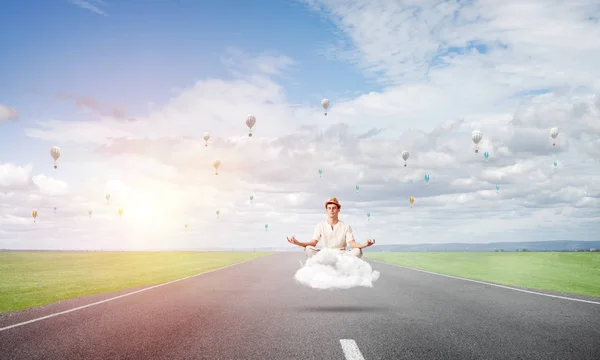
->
xmin=318 ymin=168 xmax=323 ymax=177
xmin=553 ymin=161 xmax=558 ymax=167
xmin=366 ymin=212 xmax=370 ymax=221
xmin=216 ymin=209 xmax=220 ymax=218
xmin=185 ymin=224 xmax=188 ymax=230
xmin=356 ymin=184 xmax=360 ymax=192
xmin=250 ymin=195 xmax=254 ymax=203
xmin=264 ymin=224 xmax=268 ymax=231
xmin=88 ymin=210 xmax=92 ymax=218
xmin=53 ymin=206 xmax=57 ymax=214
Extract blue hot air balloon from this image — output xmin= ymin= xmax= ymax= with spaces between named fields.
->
xmin=496 ymin=184 xmax=500 ymax=192
xmin=424 ymin=174 xmax=430 ymax=184
xmin=484 ymin=152 xmax=489 ymax=161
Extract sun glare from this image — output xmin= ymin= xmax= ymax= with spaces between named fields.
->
xmin=130 ymin=196 xmax=154 ymax=220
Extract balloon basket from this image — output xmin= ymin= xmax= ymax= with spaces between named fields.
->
xmin=475 ymin=149 xmax=479 ymax=153
xmin=248 ymin=133 xmax=252 ymax=137
xmin=404 ymin=164 xmax=407 ymax=167
xmin=53 ymin=164 xmax=57 ymax=169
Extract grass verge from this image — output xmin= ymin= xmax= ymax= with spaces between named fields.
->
xmin=364 ymin=252 xmax=600 ymax=298
xmin=0 ymin=251 xmax=271 ymax=313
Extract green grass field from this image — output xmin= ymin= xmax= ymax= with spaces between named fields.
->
xmin=0 ymin=251 xmax=271 ymax=314
xmin=364 ymin=252 xmax=600 ymax=298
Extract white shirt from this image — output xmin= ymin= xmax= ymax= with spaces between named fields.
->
xmin=312 ymin=220 xmax=355 ymax=249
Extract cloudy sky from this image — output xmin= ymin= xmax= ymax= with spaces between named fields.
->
xmin=1 ymin=0 xmax=599 ymax=250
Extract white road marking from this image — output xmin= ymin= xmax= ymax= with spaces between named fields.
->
xmin=0 ymin=254 xmax=275 ymax=332
xmin=371 ymin=260 xmax=600 ymax=305
xmin=340 ymin=339 xmax=366 ymax=360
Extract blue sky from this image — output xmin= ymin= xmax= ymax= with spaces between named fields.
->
xmin=1 ymin=0 xmax=375 ymax=117
xmin=1 ymin=0 xmax=600 ymax=250
xmin=1 ymin=0 xmax=378 ymax=168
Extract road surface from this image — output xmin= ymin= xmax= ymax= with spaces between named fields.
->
xmin=1 ymin=252 xmax=599 ymax=359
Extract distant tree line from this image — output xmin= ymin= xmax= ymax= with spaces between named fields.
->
xmin=493 ymin=248 xmax=599 ymax=252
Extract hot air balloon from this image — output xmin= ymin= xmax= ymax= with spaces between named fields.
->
xmin=118 ymin=208 xmax=123 ymax=217
xmin=484 ymin=152 xmax=489 ymax=161
xmin=401 ymin=151 xmax=409 ymax=167
xmin=246 ymin=115 xmax=256 ymax=137
xmin=356 ymin=184 xmax=360 ymax=192
xmin=322 ymin=99 xmax=330 ymax=115
xmin=424 ymin=174 xmax=430 ymax=185
xmin=550 ymin=127 xmax=559 ymax=146
xmin=264 ymin=224 xmax=268 ymax=231
xmin=366 ymin=212 xmax=370 ymax=221
xmin=496 ymin=184 xmax=499 ymax=192
xmin=50 ymin=146 xmax=61 ymax=169
xmin=185 ymin=224 xmax=188 ymax=230
xmin=250 ymin=195 xmax=254 ymax=203
xmin=472 ymin=131 xmax=483 ymax=153
xmin=88 ymin=210 xmax=92 ymax=218
xmin=213 ymin=160 xmax=221 ymax=175
xmin=409 ymin=196 xmax=415 ymax=208
xmin=53 ymin=206 xmax=57 ymax=214
xmin=106 ymin=194 xmax=110 ymax=204
xmin=318 ymin=168 xmax=323 ymax=177
xmin=32 ymin=209 xmax=38 ymax=222
xmin=553 ymin=161 xmax=558 ymax=168
xmin=203 ymin=132 xmax=210 ymax=147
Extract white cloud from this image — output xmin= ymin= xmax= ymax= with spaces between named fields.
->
xmin=32 ymin=175 xmax=69 ymax=196
xmin=4 ymin=1 xmax=600 ymax=250
xmin=68 ymin=0 xmax=107 ymax=16
xmin=0 ymin=164 xmax=32 ymax=189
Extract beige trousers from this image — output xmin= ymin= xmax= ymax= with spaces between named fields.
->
xmin=304 ymin=245 xmax=363 ymax=258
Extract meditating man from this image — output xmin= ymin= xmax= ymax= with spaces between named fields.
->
xmin=286 ymin=197 xmax=375 ymax=258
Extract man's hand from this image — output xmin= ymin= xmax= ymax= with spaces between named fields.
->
xmin=364 ymin=239 xmax=375 ymax=247
xmin=287 ymin=236 xmax=300 ymax=246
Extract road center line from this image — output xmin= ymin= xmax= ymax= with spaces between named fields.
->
xmin=371 ymin=260 xmax=600 ymax=305
xmin=340 ymin=339 xmax=366 ymax=360
xmin=0 ymin=254 xmax=274 ymax=332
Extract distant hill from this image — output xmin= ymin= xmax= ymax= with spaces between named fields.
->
xmin=366 ymin=240 xmax=600 ymax=252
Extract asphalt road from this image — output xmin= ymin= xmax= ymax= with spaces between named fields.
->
xmin=1 ymin=252 xmax=599 ymax=360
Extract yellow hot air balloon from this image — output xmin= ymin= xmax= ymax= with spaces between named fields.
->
xmin=118 ymin=208 xmax=123 ymax=217
xmin=32 ymin=209 xmax=38 ymax=222
xmin=409 ymin=196 xmax=415 ymax=208
xmin=213 ymin=160 xmax=221 ymax=175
